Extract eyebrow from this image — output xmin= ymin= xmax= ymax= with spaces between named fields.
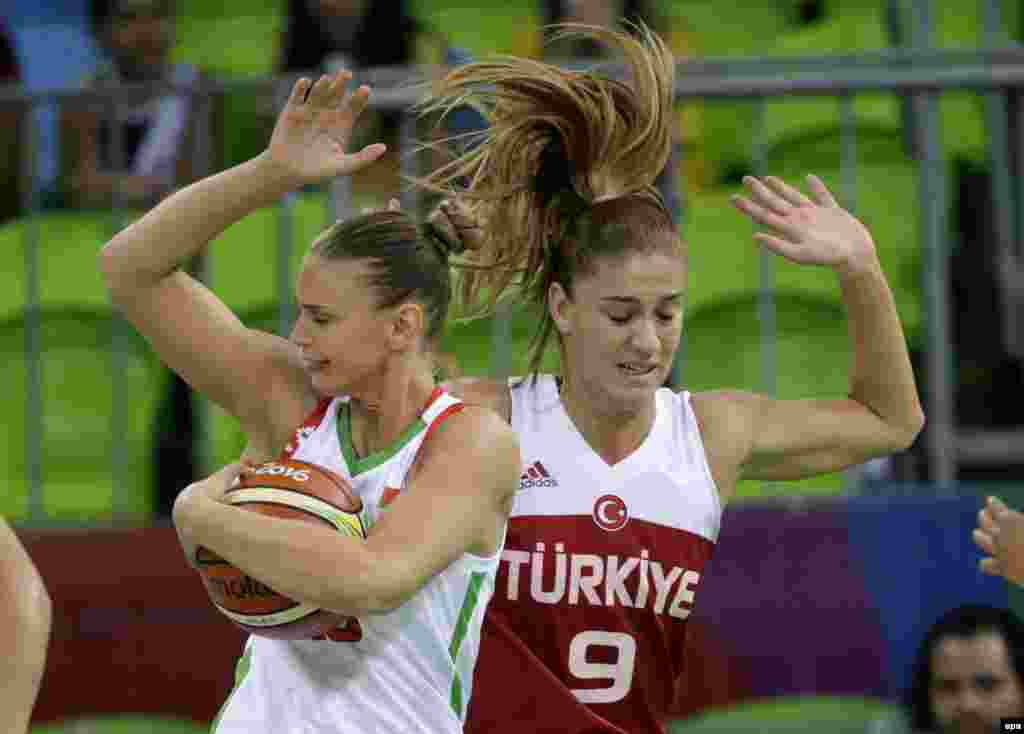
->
xmin=600 ymin=293 xmax=684 ymax=305
xmin=298 ymin=303 xmax=332 ymax=313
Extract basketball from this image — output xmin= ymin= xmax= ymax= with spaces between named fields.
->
xmin=195 ymin=458 xmax=366 ymax=640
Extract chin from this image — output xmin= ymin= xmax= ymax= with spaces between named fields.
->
xmin=310 ymin=371 xmax=346 ymax=398
xmin=600 ymin=381 xmax=659 ymax=416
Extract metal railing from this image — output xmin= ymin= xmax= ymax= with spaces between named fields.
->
xmin=6 ymin=38 xmax=1024 ymax=525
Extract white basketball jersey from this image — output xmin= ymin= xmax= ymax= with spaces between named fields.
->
xmin=215 ymin=387 xmax=502 ymax=734
xmin=467 ymin=375 xmax=722 ymax=734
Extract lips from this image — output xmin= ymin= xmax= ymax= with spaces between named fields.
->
xmin=618 ymin=362 xmax=657 ymax=376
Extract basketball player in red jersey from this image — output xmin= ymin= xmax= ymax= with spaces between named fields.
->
xmin=1 ymin=518 xmax=52 ymax=734
xmin=421 ymin=23 xmax=926 ymax=733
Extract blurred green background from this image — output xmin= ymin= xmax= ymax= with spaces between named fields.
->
xmin=7 ymin=0 xmax=1016 ymax=521
xmin=10 ymin=0 xmax=1023 ymax=732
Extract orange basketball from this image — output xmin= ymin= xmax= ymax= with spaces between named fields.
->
xmin=195 ymin=458 xmax=366 ymax=640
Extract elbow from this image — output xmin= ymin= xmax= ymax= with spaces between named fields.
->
xmin=16 ymin=566 xmax=52 ymax=645
xmin=890 ymin=409 xmax=926 ymax=453
xmin=97 ymin=242 xmax=126 ymax=298
xmin=98 ymin=231 xmax=150 ymax=302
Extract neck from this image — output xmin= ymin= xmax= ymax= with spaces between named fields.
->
xmin=558 ymin=375 xmax=656 ymax=466
xmin=349 ymin=361 xmax=437 ymax=457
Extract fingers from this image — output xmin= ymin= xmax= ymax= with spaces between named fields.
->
xmin=806 ymin=174 xmax=839 ymax=208
xmin=429 ymin=198 xmax=485 ymax=252
xmin=305 ymin=74 xmax=335 ymax=107
xmin=305 ymin=70 xmax=351 ymax=108
xmin=763 ymin=176 xmax=814 ymax=208
xmin=980 ymin=557 xmax=1004 ymax=577
xmin=287 ymin=77 xmax=313 ymax=107
xmin=978 ymin=505 xmax=1000 ymax=535
xmin=340 ymin=142 xmax=388 ymax=174
xmin=988 ymin=495 xmax=1010 ymax=516
xmin=440 ymin=199 xmax=478 ymax=229
xmin=361 ymin=199 xmax=402 ymax=215
xmin=974 ymin=528 xmax=996 ymax=555
xmin=730 ymin=194 xmax=801 ymax=241
xmin=338 ymin=84 xmax=372 ymax=127
xmin=752 ymin=232 xmax=808 ymax=263
xmin=742 ymin=176 xmax=794 ymax=217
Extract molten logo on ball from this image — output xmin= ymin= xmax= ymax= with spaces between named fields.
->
xmin=209 ymin=575 xmax=278 ymax=601
xmin=593 ymin=494 xmax=629 ymax=532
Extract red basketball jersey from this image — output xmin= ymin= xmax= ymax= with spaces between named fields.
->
xmin=466 ymin=377 xmax=721 ymax=734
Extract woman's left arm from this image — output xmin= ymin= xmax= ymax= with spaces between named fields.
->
xmin=173 ymin=407 xmax=519 ymax=616
xmin=703 ymin=174 xmax=925 ymax=482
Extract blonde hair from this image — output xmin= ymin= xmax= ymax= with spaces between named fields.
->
xmin=421 ymin=23 xmax=682 ymax=373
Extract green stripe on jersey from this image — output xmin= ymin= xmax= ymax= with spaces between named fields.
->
xmin=212 ymin=645 xmax=253 ymax=733
xmin=448 ymin=571 xmax=486 ymax=717
xmin=337 ymin=402 xmax=427 ymax=477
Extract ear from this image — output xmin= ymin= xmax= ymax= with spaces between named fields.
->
xmin=547 ymin=282 xmax=573 ymax=337
xmin=389 ymin=301 xmax=426 ymax=351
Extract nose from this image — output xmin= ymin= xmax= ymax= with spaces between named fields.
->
xmin=955 ymin=686 xmax=985 ymax=716
xmin=290 ymin=313 xmax=310 ymax=347
xmin=629 ymin=317 xmax=659 ymax=357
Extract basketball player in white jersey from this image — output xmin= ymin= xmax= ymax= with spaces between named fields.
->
xmin=99 ymin=70 xmax=520 ymax=733
xmin=1 ymin=518 xmax=51 ymax=734
xmin=418 ymin=23 xmax=927 ymax=733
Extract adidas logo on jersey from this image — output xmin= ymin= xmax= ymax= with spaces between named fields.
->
xmin=520 ymin=461 xmax=558 ymax=489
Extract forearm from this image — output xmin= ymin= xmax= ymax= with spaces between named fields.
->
xmin=176 ymin=497 xmax=395 ymax=616
xmin=1 ymin=525 xmax=52 ymax=734
xmin=99 ymin=153 xmax=296 ymax=292
xmin=838 ymin=257 xmax=925 ymax=443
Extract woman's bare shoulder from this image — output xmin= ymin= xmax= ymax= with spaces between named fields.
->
xmin=442 ymin=377 xmax=511 ymax=423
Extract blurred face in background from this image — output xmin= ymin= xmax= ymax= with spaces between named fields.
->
xmin=105 ymin=1 xmax=174 ymax=81
xmin=306 ymin=0 xmax=370 ymax=53
xmin=929 ymin=631 xmax=1024 ymax=734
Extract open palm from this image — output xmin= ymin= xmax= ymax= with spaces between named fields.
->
xmin=731 ymin=174 xmax=878 ymax=275
xmin=266 ymin=71 xmax=387 ymax=186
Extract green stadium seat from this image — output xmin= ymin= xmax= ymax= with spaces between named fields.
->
xmin=31 ymin=717 xmax=210 ymax=734
xmin=0 ymin=308 xmax=161 ymax=523
xmin=0 ymin=211 xmax=118 ymax=320
xmin=669 ymin=696 xmax=906 ymax=734
xmin=679 ymin=291 xmax=852 ymax=498
xmin=683 ymin=163 xmax=921 ymax=341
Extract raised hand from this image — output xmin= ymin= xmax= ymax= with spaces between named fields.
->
xmin=974 ymin=496 xmax=1024 ymax=586
xmin=427 ymin=198 xmax=485 ymax=253
xmin=731 ymin=174 xmax=878 ymax=277
xmin=265 ymin=71 xmax=387 ymax=187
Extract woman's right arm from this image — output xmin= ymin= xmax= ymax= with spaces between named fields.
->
xmin=99 ymin=72 xmax=386 ymax=434
xmin=99 ymin=149 xmax=309 ymax=431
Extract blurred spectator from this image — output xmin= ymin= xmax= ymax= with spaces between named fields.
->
xmin=905 ymin=604 xmax=1024 ymax=734
xmin=61 ymin=0 xmax=203 ymax=209
xmin=0 ymin=21 xmax=23 ymax=222
xmin=62 ymin=0 xmax=209 ymax=521
xmin=4 ymin=0 xmax=92 ymax=31
xmin=277 ymin=0 xmax=487 ymax=205
xmin=0 ymin=22 xmax=18 ymax=87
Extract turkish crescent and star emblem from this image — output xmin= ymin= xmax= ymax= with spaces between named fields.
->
xmin=381 ymin=486 xmax=401 ymax=508
xmin=593 ymin=494 xmax=629 ymax=532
